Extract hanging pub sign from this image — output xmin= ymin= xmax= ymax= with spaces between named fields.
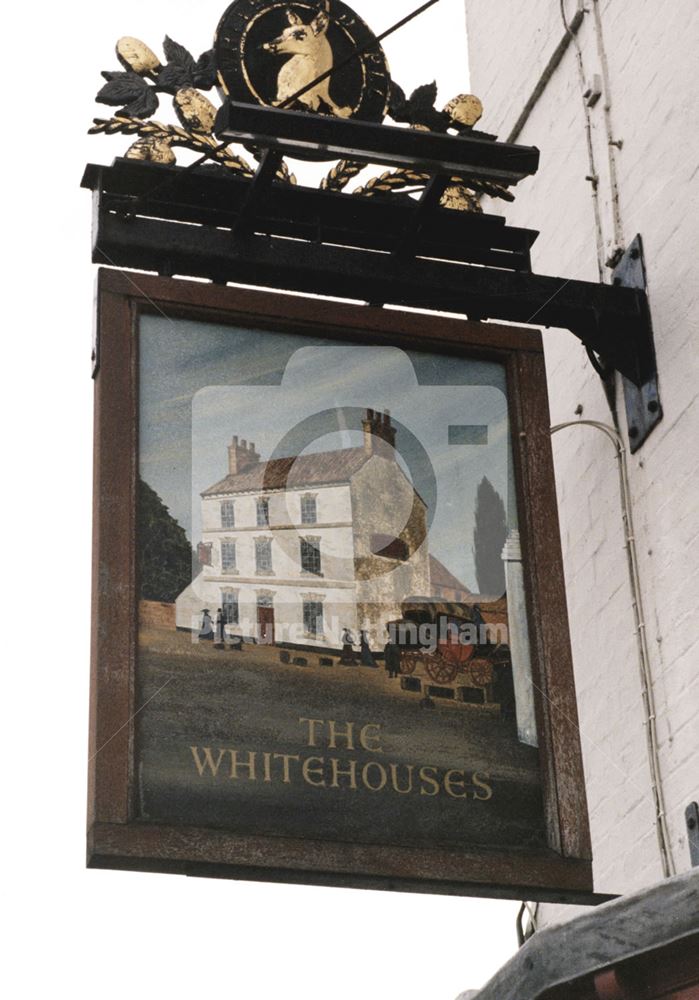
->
xmin=81 ymin=0 xmax=649 ymax=901
xmin=88 ymin=271 xmax=594 ymax=900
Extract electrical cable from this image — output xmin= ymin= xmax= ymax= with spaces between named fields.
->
xmin=590 ymin=0 xmax=625 ymax=258
xmin=550 ymin=420 xmax=676 ymax=879
xmin=559 ymin=0 xmax=605 ymax=281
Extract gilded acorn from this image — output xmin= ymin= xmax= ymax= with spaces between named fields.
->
xmin=443 ymin=94 xmax=484 ymax=129
xmin=125 ymin=137 xmax=176 ymax=165
xmin=441 ymin=184 xmax=482 ymax=213
xmin=173 ymin=88 xmax=218 ymax=134
xmin=116 ymin=37 xmax=162 ymax=76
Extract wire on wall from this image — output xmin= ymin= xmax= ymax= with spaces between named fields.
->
xmin=559 ymin=0 xmax=605 ymax=282
xmin=590 ymin=0 xmax=625 ymax=262
xmin=550 ymin=420 xmax=676 ymax=879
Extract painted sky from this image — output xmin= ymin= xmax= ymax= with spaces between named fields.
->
xmin=139 ymin=314 xmax=515 ymax=591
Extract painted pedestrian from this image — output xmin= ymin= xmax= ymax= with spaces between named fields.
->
xmin=199 ymin=609 xmax=214 ymax=641
xmin=384 ymin=635 xmax=401 ymax=678
xmin=340 ymin=627 xmax=357 ymax=664
xmin=216 ymin=608 xmax=226 ymax=645
xmin=360 ymin=630 xmax=377 ymax=667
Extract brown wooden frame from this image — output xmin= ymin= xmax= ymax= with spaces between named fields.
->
xmin=89 ymin=268 xmax=599 ymax=902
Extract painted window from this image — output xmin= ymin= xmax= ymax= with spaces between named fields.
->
xmin=255 ymin=538 xmax=273 ymax=573
xmin=221 ymin=541 xmax=237 ymax=572
xmin=300 ymin=537 xmax=322 ymax=575
xmin=222 ymin=591 xmax=239 ymax=625
xmin=301 ymin=495 xmax=317 ymax=524
xmin=221 ymin=500 xmax=235 ymax=529
xmin=303 ymin=600 xmax=323 ymax=636
xmin=256 ymin=497 xmax=270 ymax=526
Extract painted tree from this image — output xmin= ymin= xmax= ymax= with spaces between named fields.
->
xmin=138 ymin=478 xmax=194 ymax=603
xmin=472 ymin=476 xmax=507 ymax=596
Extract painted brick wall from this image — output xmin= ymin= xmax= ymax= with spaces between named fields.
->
xmin=464 ymin=0 xmax=699 ymax=925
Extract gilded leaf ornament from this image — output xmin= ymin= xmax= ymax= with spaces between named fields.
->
xmin=89 ymin=18 xmax=512 ymax=213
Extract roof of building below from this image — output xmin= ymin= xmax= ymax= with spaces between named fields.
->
xmin=202 ymin=447 xmax=370 ymax=496
xmin=458 ymin=869 xmax=699 ymax=1000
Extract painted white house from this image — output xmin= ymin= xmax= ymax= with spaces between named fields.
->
xmin=176 ymin=408 xmax=431 ymax=650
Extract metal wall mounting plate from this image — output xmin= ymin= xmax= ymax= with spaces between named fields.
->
xmin=687 ymin=802 xmax=699 ymax=866
xmin=613 ymin=235 xmax=662 ymax=453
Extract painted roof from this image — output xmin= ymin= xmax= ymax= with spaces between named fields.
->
xmin=429 ymin=555 xmax=473 ymax=595
xmin=202 ymin=447 xmax=370 ymax=497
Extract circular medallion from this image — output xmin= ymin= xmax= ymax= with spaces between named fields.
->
xmin=215 ymin=1 xmax=390 ymax=123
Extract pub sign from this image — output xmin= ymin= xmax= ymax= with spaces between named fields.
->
xmin=88 ymin=272 xmax=593 ymax=901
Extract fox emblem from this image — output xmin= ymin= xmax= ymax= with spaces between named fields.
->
xmin=263 ymin=8 xmax=353 ymax=118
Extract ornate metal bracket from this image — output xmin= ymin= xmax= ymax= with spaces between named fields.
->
xmin=83 ymin=99 xmax=654 ymax=390
xmin=84 ymin=12 xmax=658 ymax=411
xmin=89 ymin=24 xmax=503 ymax=211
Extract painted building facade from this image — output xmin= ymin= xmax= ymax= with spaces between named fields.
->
xmin=176 ymin=409 xmax=431 ymax=649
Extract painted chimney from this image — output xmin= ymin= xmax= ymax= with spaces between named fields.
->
xmin=228 ymin=435 xmax=261 ymax=475
xmin=362 ymin=408 xmax=397 ymax=456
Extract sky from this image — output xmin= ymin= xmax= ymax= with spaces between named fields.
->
xmin=3 ymin=2 xmax=525 ymax=998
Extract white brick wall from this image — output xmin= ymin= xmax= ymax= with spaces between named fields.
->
xmin=465 ymin=0 xmax=699 ymax=924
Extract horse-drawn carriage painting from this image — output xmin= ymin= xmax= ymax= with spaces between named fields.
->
xmin=387 ymin=598 xmax=516 ymax=715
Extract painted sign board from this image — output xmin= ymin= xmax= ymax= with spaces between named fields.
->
xmin=88 ymin=269 xmax=593 ymax=901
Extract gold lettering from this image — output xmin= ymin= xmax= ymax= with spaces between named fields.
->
xmin=328 ymin=720 xmax=355 ymax=750
xmin=389 ymin=763 xmax=414 ymax=794
xmin=330 ymin=757 xmax=358 ymax=790
xmin=362 ymin=761 xmax=387 ymax=792
xmin=444 ymin=769 xmax=468 ymax=798
xmin=359 ymin=723 xmax=383 ymax=753
xmin=299 ymin=718 xmax=325 ymax=747
xmin=262 ymin=751 xmax=272 ymax=783
xmin=190 ymin=747 xmax=226 ymax=777
xmin=419 ymin=765 xmax=440 ymax=796
xmin=473 ymin=772 xmax=493 ymax=801
xmin=229 ymin=750 xmax=257 ymax=781
xmin=302 ymin=756 xmax=326 ymax=787
xmin=273 ymin=753 xmax=301 ymax=784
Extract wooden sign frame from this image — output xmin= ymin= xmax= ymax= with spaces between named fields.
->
xmin=89 ymin=268 xmax=596 ymax=902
